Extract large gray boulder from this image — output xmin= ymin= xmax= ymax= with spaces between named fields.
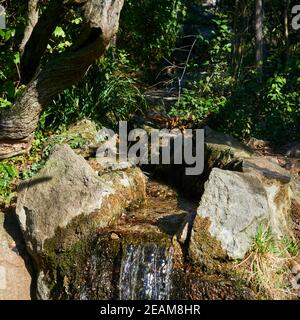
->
xmin=189 ymin=168 xmax=293 ymax=262
xmin=231 ymin=156 xmax=292 ymax=183
xmin=16 ymin=144 xmax=146 ymax=258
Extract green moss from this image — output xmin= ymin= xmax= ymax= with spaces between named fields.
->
xmin=189 ymin=216 xmax=228 ymax=272
xmin=206 ymin=145 xmax=236 ymax=170
xmin=171 ymin=268 xmax=256 ymax=300
xmin=37 ymin=211 xmax=257 ymax=300
xmin=38 ymin=215 xmax=175 ymax=299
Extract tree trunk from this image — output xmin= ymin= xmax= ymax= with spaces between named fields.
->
xmin=0 ymin=0 xmax=124 ymax=159
xmin=233 ymin=0 xmax=246 ymax=80
xmin=20 ymin=0 xmax=69 ymax=84
xmin=19 ymin=0 xmax=40 ymax=54
xmin=255 ymin=0 xmax=263 ymax=80
xmin=283 ymin=0 xmax=290 ymax=68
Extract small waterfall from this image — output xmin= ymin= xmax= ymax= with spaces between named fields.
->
xmin=119 ymin=244 xmax=174 ymax=300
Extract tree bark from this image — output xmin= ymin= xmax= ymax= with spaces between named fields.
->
xmin=283 ymin=0 xmax=290 ymax=68
xmin=255 ymin=0 xmax=263 ymax=80
xmin=20 ymin=0 xmax=69 ymax=84
xmin=233 ymin=0 xmax=246 ymax=80
xmin=0 ymin=0 xmax=124 ymax=159
xmin=19 ymin=0 xmax=40 ymax=54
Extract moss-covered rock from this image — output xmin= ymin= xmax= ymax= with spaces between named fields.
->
xmin=44 ymin=119 xmax=103 ymax=158
xmin=38 ymin=223 xmax=175 ymax=300
xmin=17 ymin=144 xmax=146 ymax=257
xmin=15 ymin=144 xmax=147 ymax=298
xmin=143 ymin=127 xmax=253 ymax=198
xmin=190 ymin=168 xmax=294 ymax=262
xmin=205 ymin=126 xmax=252 ymax=169
xmin=171 ymin=271 xmax=256 ymax=300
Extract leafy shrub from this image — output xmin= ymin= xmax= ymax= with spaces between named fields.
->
xmin=169 ymin=88 xmax=227 ymax=123
xmin=118 ymin=0 xmax=186 ymax=75
xmin=258 ymin=74 xmax=300 ymax=143
xmin=169 ymin=9 xmax=300 ymax=145
xmin=0 ymin=162 xmax=18 ymax=204
xmin=0 ymin=1 xmax=26 ymax=109
xmin=218 ymin=71 xmax=300 ymax=144
xmin=39 ymin=49 xmax=146 ymax=130
xmin=169 ymin=14 xmax=232 ymax=124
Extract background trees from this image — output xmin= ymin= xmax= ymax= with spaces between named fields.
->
xmin=255 ymin=0 xmax=263 ymax=79
xmin=0 ymin=0 xmax=299 ymax=159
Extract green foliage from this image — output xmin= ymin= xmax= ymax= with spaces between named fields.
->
xmin=21 ymin=161 xmax=44 ymax=180
xmin=118 ymin=0 xmax=186 ymax=74
xmin=258 ymin=74 xmax=300 ymax=143
xmin=46 ymin=15 xmax=82 ymax=54
xmin=0 ymin=162 xmax=18 ymax=204
xmin=169 ymin=7 xmax=300 ymax=145
xmin=1 ymin=0 xmax=299 ymax=157
xmin=169 ymin=13 xmax=232 ymax=124
xmin=39 ymin=49 xmax=146 ymax=130
xmin=169 ymin=88 xmax=226 ymax=122
xmin=47 ymin=26 xmax=72 ymax=54
xmin=96 ymin=50 xmax=146 ymax=123
xmin=247 ymin=224 xmax=299 ymax=299
xmin=253 ymin=225 xmax=276 ymax=255
xmin=218 ymin=68 xmax=300 ymax=143
xmin=252 ymin=225 xmax=300 ymax=257
xmin=281 ymin=237 xmax=300 ymax=257
xmin=0 ymin=97 xmax=12 ymax=109
xmin=42 ymin=134 xmax=86 ymax=160
xmin=0 ymin=1 xmax=26 ymax=109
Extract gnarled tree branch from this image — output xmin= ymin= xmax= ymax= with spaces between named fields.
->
xmin=0 ymin=0 xmax=124 ymax=159
xmin=20 ymin=0 xmax=68 ymax=84
xmin=19 ymin=0 xmax=40 ymax=55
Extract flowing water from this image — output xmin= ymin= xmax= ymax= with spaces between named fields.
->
xmin=113 ymin=180 xmax=198 ymax=300
xmin=70 ymin=181 xmax=197 ymax=300
xmin=119 ymin=244 xmax=174 ymax=300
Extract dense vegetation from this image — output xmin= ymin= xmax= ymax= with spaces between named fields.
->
xmin=0 ymin=0 xmax=299 ymax=203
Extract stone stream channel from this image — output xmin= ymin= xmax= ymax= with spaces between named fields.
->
xmin=1 ymin=178 xmax=253 ymax=300
xmin=47 ymin=180 xmax=201 ymax=300
xmin=7 ymin=122 xmax=299 ymax=300
xmin=39 ymin=179 xmax=253 ymax=300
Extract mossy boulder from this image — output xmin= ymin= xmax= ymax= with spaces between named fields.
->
xmin=37 ymin=223 xmax=176 ymax=300
xmin=204 ymin=126 xmax=252 ymax=171
xmin=16 ymin=144 xmax=146 ymax=257
xmin=143 ymin=127 xmax=253 ymax=198
xmin=171 ymin=271 xmax=256 ymax=300
xmin=189 ymin=168 xmax=294 ymax=262
xmin=44 ymin=119 xmax=104 ymax=158
xmin=15 ymin=144 xmax=147 ymax=298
